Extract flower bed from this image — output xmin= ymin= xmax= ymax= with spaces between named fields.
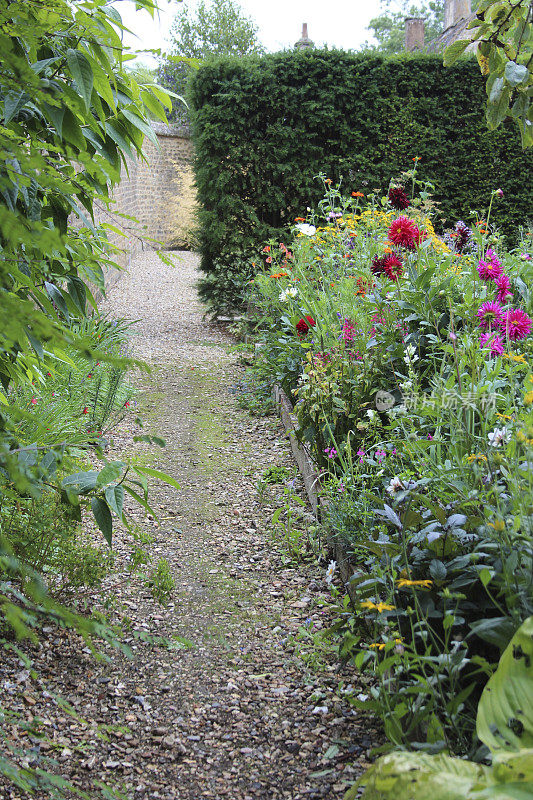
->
xmin=248 ymin=172 xmax=533 ymax=761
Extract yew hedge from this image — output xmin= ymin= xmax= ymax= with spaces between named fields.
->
xmin=189 ymin=50 xmax=533 ymax=315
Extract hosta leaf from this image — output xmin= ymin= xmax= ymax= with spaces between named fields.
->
xmin=477 ymin=616 xmax=533 ymax=752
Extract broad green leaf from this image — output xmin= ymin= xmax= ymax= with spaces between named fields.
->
xmin=91 ymin=497 xmax=113 ymax=545
xmin=66 ymin=49 xmax=94 ymax=111
xmin=97 ymin=461 xmax=124 ymax=486
xmin=469 ymin=617 xmax=518 ymax=651
xmin=477 ymin=616 xmax=533 ymax=752
xmin=105 ymin=484 xmax=125 ymax=519
xmin=344 ymin=751 xmax=492 ymax=800
xmin=504 ymin=61 xmax=529 ymax=87
xmin=443 ymin=39 xmax=470 ymax=67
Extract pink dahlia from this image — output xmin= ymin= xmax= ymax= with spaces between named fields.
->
xmin=495 ymin=273 xmax=512 ymax=302
xmin=477 ymin=250 xmax=503 ymax=281
xmin=480 ymin=333 xmax=505 ymax=356
xmin=371 ymin=255 xmax=386 ymax=275
xmin=383 ymin=253 xmax=404 ymax=281
xmin=388 ymin=216 xmax=422 ymax=250
xmin=476 ymin=301 xmax=504 ymax=330
xmin=500 ymin=308 xmax=532 ymax=341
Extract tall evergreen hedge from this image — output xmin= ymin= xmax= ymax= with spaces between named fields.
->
xmin=189 ymin=50 xmax=533 ymax=314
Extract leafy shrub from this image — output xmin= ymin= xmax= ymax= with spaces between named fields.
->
xmin=148 ymin=558 xmax=175 ymax=606
xmin=189 ymin=50 xmax=533 ymax=314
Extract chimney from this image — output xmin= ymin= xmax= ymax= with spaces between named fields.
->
xmin=405 ymin=17 xmax=425 ymax=51
xmin=295 ymin=22 xmax=314 ymax=50
xmin=444 ymin=0 xmax=471 ymax=29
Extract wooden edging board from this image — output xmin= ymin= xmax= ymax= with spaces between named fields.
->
xmin=272 ymin=385 xmax=357 ymax=597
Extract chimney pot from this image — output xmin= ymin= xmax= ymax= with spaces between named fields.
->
xmin=405 ymin=17 xmax=425 ymax=52
xmin=444 ymin=0 xmax=471 ymax=29
xmin=295 ymin=22 xmax=314 ymax=50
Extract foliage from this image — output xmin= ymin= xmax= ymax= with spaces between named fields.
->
xmin=363 ymin=0 xmax=445 ymax=54
xmin=445 ymin=0 xmax=533 ymax=147
xmin=157 ymin=0 xmax=263 ymax=124
xmin=147 ymin=557 xmax=175 ymax=605
xmin=346 ymin=617 xmax=533 ymax=799
xmin=189 ymin=49 xmax=533 ymax=316
xmin=247 ymin=174 xmax=532 ymax=756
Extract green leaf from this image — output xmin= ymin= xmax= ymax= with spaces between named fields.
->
xmin=62 ymin=107 xmax=85 ymax=150
xmin=504 ymin=61 xmax=529 ymax=87
xmin=469 ymin=617 xmax=518 ymax=651
xmin=443 ymin=39 xmax=470 ymax=67
xmin=66 ymin=49 xmax=94 ymax=112
xmin=345 ymin=751 xmax=492 ymax=800
xmin=132 ymin=465 xmax=181 ymax=492
xmin=97 ymin=461 xmax=124 ymax=486
xmin=477 ymin=616 xmax=533 ymax=752
xmin=91 ymin=497 xmax=113 ymax=546
xmin=105 ymin=485 xmax=125 ymax=519
xmin=123 ymin=483 xmax=159 ymax=520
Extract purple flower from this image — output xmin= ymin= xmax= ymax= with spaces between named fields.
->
xmin=480 ymin=332 xmax=505 ymax=356
xmin=375 ymin=449 xmax=386 ymax=463
xmin=495 ymin=273 xmax=512 ymax=302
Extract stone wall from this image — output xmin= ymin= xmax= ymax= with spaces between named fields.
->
xmin=92 ymin=122 xmax=197 ymax=288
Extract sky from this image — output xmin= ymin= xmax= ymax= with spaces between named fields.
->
xmin=114 ymin=0 xmax=388 ymax=65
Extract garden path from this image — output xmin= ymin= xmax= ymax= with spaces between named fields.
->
xmin=5 ymin=252 xmax=377 ymax=800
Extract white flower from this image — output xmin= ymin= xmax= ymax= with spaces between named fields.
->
xmin=366 ymin=409 xmax=377 ymax=422
xmin=390 ymin=403 xmax=407 ymax=417
xmin=400 ymin=380 xmax=412 ymax=391
xmin=295 ymin=223 xmax=316 ymax=236
xmin=403 ymin=344 xmax=419 ymax=365
xmin=279 ymin=286 xmax=298 ymax=303
xmin=386 ymin=476 xmax=404 ymax=495
xmin=488 ymin=427 xmax=511 ymax=447
xmin=325 ymin=560 xmax=337 ymax=585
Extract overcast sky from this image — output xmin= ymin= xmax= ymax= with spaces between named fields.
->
xmin=115 ymin=0 xmax=388 ymax=64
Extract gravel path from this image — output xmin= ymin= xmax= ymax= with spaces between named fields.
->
xmin=1 ymin=252 xmax=376 ymax=800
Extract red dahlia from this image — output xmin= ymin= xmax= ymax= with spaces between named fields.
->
xmin=388 ymin=186 xmax=409 ymax=210
xmin=388 ymin=216 xmax=423 ymax=250
xmin=383 ymin=253 xmax=404 ymax=281
xmin=296 ymin=315 xmax=316 ymax=336
xmin=371 ymin=255 xmax=386 ymax=275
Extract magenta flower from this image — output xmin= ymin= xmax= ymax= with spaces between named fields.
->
xmin=500 ymin=308 xmax=532 ymax=341
xmin=375 ymin=449 xmax=386 ymax=463
xmin=495 ymin=273 xmax=512 ymax=302
xmin=477 ymin=301 xmax=504 ymax=330
xmin=477 ymin=250 xmax=503 ymax=281
xmin=480 ymin=333 xmax=505 ymax=356
xmin=342 ymin=320 xmax=357 ymax=342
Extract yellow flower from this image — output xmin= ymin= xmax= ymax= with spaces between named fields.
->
xmin=368 ymin=642 xmax=386 ymax=650
xmin=466 ymin=453 xmax=487 ymax=463
xmin=504 ymin=353 xmax=527 ymax=364
xmin=524 ymin=391 xmax=533 ymax=406
xmin=488 ymin=519 xmax=505 ymax=532
xmin=396 ymin=579 xmax=433 ymax=589
xmin=360 ymin=601 xmax=395 ymax=612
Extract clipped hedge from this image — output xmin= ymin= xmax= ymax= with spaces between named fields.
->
xmin=189 ymin=50 xmax=533 ymax=314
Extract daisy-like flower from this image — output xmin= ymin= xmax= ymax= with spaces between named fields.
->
xmin=488 ymin=426 xmax=511 ymax=447
xmin=279 ymin=287 xmax=298 ymax=303
xmin=495 ymin=273 xmax=512 ymax=302
xmin=383 ymin=252 xmax=404 ymax=281
xmin=325 ymin=560 xmax=337 ymax=585
xmin=295 ymin=222 xmax=316 ymax=236
xmin=396 ymin=579 xmax=432 ymax=588
xmin=388 ymin=216 xmax=423 ymax=250
xmin=480 ymin=332 xmax=505 ymax=356
xmin=476 ymin=301 xmax=503 ymax=330
xmin=477 ymin=250 xmax=503 ymax=281
xmin=366 ymin=409 xmax=377 ymax=422
xmin=388 ymin=186 xmax=409 ymax=210
xmin=360 ymin=601 xmax=395 ymax=612
xmin=500 ymin=308 xmax=532 ymax=340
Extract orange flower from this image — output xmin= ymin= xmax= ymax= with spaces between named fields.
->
xmin=294 ymin=217 xmax=305 ymax=222
xmin=270 ymin=271 xmax=288 ymax=279
xmin=325 ymin=178 xmax=332 ymax=184
xmin=352 ymin=191 xmax=364 ymax=197
xmin=412 ymin=156 xmax=421 ymax=162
